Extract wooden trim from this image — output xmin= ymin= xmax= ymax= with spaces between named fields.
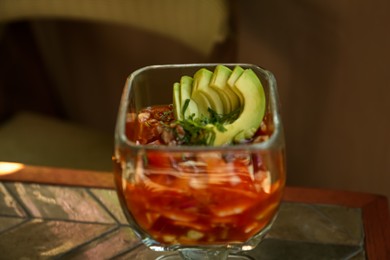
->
xmin=283 ymin=186 xmax=384 ymax=207
xmin=361 ymin=196 xmax=390 ymax=259
xmin=0 ymin=163 xmax=115 ymax=188
xmin=283 ymin=186 xmax=390 ymax=259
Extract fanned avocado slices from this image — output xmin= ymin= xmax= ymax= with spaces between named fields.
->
xmin=192 ymin=68 xmax=224 ymax=115
xmin=172 ymin=65 xmax=266 ymax=146
xmin=209 ymin=65 xmax=241 ymax=113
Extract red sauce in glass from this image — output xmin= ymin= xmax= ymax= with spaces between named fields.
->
xmin=118 ymin=105 xmax=284 ymax=245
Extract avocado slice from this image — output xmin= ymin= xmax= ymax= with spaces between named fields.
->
xmin=192 ymin=68 xmax=224 ymax=114
xmin=209 ymin=65 xmax=232 ymax=113
xmin=191 ymin=91 xmax=211 ymax=116
xmin=210 ymin=65 xmax=240 ymax=113
xmin=173 ymin=79 xmax=199 ymax=120
xmin=173 ymin=82 xmax=182 ymax=120
xmin=180 ymin=76 xmax=199 ymax=119
xmin=212 ymin=68 xmax=266 ymax=145
xmin=227 ymin=66 xmax=245 ymax=106
xmin=180 ymin=76 xmax=193 ymax=103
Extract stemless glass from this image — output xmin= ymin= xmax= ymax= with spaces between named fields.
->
xmin=113 ymin=64 xmax=286 ymax=260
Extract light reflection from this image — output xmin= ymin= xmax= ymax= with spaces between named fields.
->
xmin=242 ymin=245 xmax=254 ymax=251
xmin=0 ymin=162 xmax=25 ymax=176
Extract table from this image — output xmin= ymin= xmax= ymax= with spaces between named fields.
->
xmin=0 ymin=163 xmax=389 ymax=259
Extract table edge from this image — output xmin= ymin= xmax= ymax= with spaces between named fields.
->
xmin=1 ymin=163 xmax=389 ymax=258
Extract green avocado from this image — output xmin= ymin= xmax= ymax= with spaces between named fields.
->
xmin=172 ymin=65 xmax=266 ymax=146
xmin=191 ymin=91 xmax=211 ymax=116
xmin=173 ymin=82 xmax=182 ymax=120
xmin=180 ymin=76 xmax=199 ymax=119
xmin=212 ymin=67 xmax=266 ymax=145
xmin=192 ymin=68 xmax=224 ymax=114
xmin=227 ymin=66 xmax=245 ymax=106
xmin=209 ymin=65 xmax=232 ymax=113
xmin=180 ymin=76 xmax=193 ymax=103
xmin=210 ymin=65 xmax=241 ymax=113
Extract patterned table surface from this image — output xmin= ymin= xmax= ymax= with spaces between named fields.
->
xmin=0 ymin=164 xmax=389 ymax=259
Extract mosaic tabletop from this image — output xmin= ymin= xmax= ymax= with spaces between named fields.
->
xmin=0 ymin=182 xmax=366 ymax=259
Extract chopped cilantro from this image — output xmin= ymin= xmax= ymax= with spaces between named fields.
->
xmin=175 ymin=99 xmax=241 ymax=145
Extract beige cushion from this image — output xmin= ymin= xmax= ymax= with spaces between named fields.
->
xmin=0 ymin=0 xmax=229 ymax=56
xmin=0 ymin=112 xmax=113 ymax=171
xmin=0 ymin=0 xmax=232 ymax=171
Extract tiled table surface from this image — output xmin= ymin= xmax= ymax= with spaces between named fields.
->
xmin=0 ymin=182 xmax=369 ymax=260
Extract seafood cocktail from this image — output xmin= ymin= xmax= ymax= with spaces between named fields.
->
xmin=114 ymin=64 xmax=285 ymax=259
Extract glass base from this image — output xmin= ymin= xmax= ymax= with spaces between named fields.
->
xmin=125 ymin=245 xmax=256 ymax=260
xmin=156 ymin=251 xmax=254 ymax=260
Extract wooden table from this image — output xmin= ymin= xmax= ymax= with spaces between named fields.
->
xmin=0 ymin=163 xmax=389 ymax=259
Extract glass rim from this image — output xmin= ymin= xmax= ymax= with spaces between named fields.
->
xmin=115 ymin=63 xmax=284 ymax=152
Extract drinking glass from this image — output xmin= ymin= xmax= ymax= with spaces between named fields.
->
xmin=113 ymin=64 xmax=286 ymax=259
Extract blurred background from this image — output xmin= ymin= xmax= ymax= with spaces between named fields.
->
xmin=0 ymin=0 xmax=389 ymax=202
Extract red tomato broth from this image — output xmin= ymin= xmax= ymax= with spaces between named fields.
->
xmin=118 ymin=105 xmax=284 ymax=245
xmin=123 ymin=162 xmax=282 ymax=245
